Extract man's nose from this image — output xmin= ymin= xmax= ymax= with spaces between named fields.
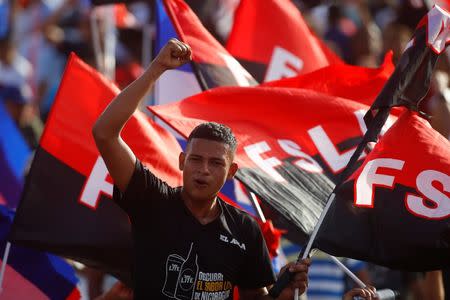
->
xmin=198 ymin=161 xmax=210 ymax=174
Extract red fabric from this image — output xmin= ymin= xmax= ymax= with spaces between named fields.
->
xmin=263 ymin=52 xmax=395 ymax=107
xmin=226 ymin=0 xmax=335 ymax=75
xmin=163 ymin=0 xmax=236 ymax=67
xmin=316 ymin=111 xmax=450 ymax=270
xmin=115 ymin=62 xmax=143 ymax=89
xmin=349 ymin=111 xmax=450 ymax=188
xmin=257 ymin=220 xmax=285 ymax=258
xmin=41 ymin=53 xmax=182 ymax=187
xmin=149 ymin=86 xmax=369 ymax=171
xmin=66 ymin=288 xmax=82 ymax=300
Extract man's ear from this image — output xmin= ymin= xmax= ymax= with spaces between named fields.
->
xmin=179 ymin=152 xmax=185 ymax=171
xmin=226 ymin=162 xmax=239 ymax=180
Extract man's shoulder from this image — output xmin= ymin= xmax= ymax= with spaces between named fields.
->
xmin=219 ymin=199 xmax=259 ymax=232
xmin=137 ymin=160 xmax=179 ymax=197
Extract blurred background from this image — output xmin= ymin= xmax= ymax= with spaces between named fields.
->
xmin=0 ymin=0 xmax=449 ymax=299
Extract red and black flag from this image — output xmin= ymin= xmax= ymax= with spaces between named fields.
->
xmin=226 ymin=0 xmax=341 ymax=83
xmin=263 ymin=52 xmax=395 ymax=107
xmin=9 ymin=54 xmax=183 ymax=283
xmin=162 ymin=0 xmax=257 ymax=89
xmin=316 ymin=111 xmax=450 ymax=271
xmin=320 ymin=4 xmax=450 ymax=191
xmin=311 ymin=5 xmax=450 ymax=271
xmin=371 ymin=5 xmax=450 ymax=111
xmin=149 ymin=86 xmax=373 ymax=243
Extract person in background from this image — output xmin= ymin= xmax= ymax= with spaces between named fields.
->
xmin=0 ymin=33 xmax=42 ymax=149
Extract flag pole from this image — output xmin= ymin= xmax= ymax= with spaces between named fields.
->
xmin=249 ymin=192 xmax=266 ymax=222
xmin=103 ymin=5 xmax=117 ymax=81
xmin=252 ymin=189 xmax=368 ymax=293
xmin=270 ymin=4 xmax=448 ymax=290
xmin=269 ymin=107 xmax=392 ymax=299
xmin=142 ymin=24 xmax=153 ymax=69
xmin=250 ymin=191 xmax=363 ymax=297
xmin=248 ymin=192 xmax=301 ymax=298
xmin=328 ymin=255 xmax=366 ymax=288
xmin=90 ymin=9 xmax=104 ymax=74
xmin=0 ymin=242 xmax=11 ymax=293
xmin=328 ymin=257 xmax=402 ymax=299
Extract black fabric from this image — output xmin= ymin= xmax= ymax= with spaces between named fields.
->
xmin=364 ymin=10 xmax=444 ymax=128
xmin=9 ymin=148 xmax=133 ymax=284
xmin=444 ymin=268 xmax=450 ymax=300
xmin=113 ymin=160 xmax=275 ymax=299
xmin=195 ymin=62 xmax=258 ymax=89
xmin=316 ymin=180 xmax=450 ymax=271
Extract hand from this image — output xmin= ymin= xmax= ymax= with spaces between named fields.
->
xmin=152 ymin=38 xmax=192 ymax=72
xmin=343 ymin=286 xmax=377 ymax=300
xmin=276 ymin=258 xmax=311 ymax=300
xmin=95 ymin=281 xmax=133 ymax=300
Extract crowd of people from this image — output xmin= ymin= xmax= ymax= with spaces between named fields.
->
xmin=1 ymin=0 xmax=449 ymax=299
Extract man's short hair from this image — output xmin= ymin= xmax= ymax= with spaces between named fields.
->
xmin=187 ymin=122 xmax=237 ymax=153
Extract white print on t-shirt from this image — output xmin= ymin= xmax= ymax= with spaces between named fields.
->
xmin=219 ymin=234 xmax=246 ymax=251
xmin=162 ymin=243 xmax=199 ymax=300
xmin=162 ymin=242 xmax=233 ymax=300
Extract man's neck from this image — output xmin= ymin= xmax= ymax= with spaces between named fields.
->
xmin=181 ymin=190 xmax=220 ymax=225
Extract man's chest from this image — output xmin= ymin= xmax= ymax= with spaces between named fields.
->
xmin=135 ymin=217 xmax=247 ymax=300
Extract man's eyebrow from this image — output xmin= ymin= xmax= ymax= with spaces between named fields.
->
xmin=210 ymin=157 xmax=226 ymax=162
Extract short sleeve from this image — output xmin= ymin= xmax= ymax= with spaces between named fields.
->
xmin=113 ymin=159 xmax=171 ymax=221
xmin=237 ymin=218 xmax=276 ymax=289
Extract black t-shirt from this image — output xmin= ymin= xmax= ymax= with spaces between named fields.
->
xmin=113 ymin=160 xmax=276 ymax=300
xmin=444 ymin=268 xmax=450 ymax=300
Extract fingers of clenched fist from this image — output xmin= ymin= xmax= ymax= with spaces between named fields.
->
xmin=291 ymin=270 xmax=308 ymax=291
xmin=154 ymin=38 xmax=192 ymax=71
xmin=169 ymin=38 xmax=192 ymax=61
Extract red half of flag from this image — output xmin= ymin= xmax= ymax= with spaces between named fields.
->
xmin=316 ymin=111 xmax=450 ymax=271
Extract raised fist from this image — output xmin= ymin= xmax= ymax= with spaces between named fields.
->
xmin=153 ymin=38 xmax=192 ymax=71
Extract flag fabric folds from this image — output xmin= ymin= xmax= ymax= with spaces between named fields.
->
xmin=149 ymin=86 xmax=373 ymax=243
xmin=263 ymin=52 xmax=395 ymax=107
xmin=313 ymin=5 xmax=450 ymax=271
xmin=161 ymin=0 xmax=257 ymax=89
xmin=226 ymin=0 xmax=341 ymax=83
xmin=0 ymin=205 xmax=80 ymax=300
xmin=316 ymin=111 xmax=450 ymax=271
xmin=321 ymin=5 xmax=450 ymax=188
xmin=367 ymin=5 xmax=450 ymax=117
xmin=9 ymin=54 xmax=183 ymax=284
xmin=154 ymin=0 xmax=202 ymax=105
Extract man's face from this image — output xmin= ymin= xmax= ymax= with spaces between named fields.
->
xmin=179 ymin=138 xmax=238 ymax=203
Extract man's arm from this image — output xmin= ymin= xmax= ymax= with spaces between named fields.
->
xmin=239 ymin=260 xmax=310 ymax=300
xmin=92 ymin=39 xmax=191 ymax=192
